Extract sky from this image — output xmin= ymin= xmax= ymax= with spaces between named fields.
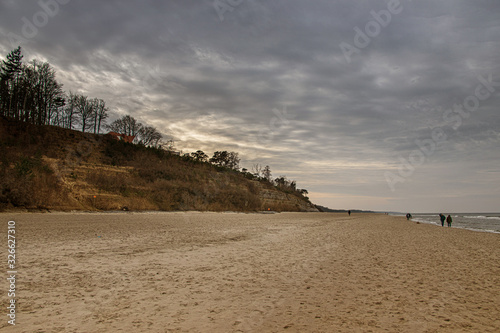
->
xmin=1 ymin=0 xmax=499 ymax=213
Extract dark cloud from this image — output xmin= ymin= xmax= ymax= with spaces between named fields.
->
xmin=1 ymin=0 xmax=499 ymax=212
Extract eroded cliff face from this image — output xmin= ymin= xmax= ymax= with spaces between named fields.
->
xmin=1 ymin=117 xmax=317 ymax=212
xmin=37 ymin=157 xmax=318 ymax=212
xmin=259 ymin=187 xmax=318 ymax=212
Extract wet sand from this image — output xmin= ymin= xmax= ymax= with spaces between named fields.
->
xmin=1 ymin=212 xmax=499 ymax=332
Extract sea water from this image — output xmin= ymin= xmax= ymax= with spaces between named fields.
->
xmin=403 ymin=213 xmax=500 ymax=234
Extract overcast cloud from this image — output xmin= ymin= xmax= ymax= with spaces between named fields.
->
xmin=1 ymin=0 xmax=499 ymax=212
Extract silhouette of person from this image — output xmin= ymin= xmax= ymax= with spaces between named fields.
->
xmin=348 ymin=210 xmax=351 ymax=216
xmin=446 ymin=215 xmax=452 ymax=227
xmin=406 ymin=213 xmax=412 ymax=220
xmin=439 ymin=213 xmax=446 ymax=227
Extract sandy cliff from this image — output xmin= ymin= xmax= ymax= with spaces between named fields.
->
xmin=0 ymin=117 xmax=317 ymax=212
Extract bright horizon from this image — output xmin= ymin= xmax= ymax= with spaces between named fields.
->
xmin=1 ymin=1 xmax=499 ymax=213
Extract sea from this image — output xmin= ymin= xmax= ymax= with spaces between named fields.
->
xmin=392 ymin=213 xmax=500 ymax=234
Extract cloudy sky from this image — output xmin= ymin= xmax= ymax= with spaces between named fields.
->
xmin=1 ymin=0 xmax=499 ymax=213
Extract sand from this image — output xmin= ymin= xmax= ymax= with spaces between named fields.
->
xmin=0 ymin=211 xmax=499 ymax=332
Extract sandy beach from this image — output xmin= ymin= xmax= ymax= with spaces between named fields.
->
xmin=1 ymin=212 xmax=499 ymax=332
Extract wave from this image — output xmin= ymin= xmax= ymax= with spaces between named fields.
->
xmin=462 ymin=227 xmax=500 ymax=234
xmin=468 ymin=215 xmax=488 ymax=219
xmin=409 ymin=216 xmax=500 ymax=234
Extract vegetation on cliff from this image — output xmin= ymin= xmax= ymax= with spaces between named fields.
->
xmin=0 ymin=116 xmax=315 ymax=212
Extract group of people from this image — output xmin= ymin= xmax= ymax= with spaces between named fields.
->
xmin=405 ymin=213 xmax=453 ymax=227
xmin=439 ymin=213 xmax=453 ymax=227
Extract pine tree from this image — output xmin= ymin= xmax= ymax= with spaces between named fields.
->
xmin=0 ymin=46 xmax=24 ymax=118
xmin=0 ymin=46 xmax=23 ymax=80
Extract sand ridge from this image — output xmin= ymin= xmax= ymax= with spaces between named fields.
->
xmin=0 ymin=212 xmax=499 ymax=332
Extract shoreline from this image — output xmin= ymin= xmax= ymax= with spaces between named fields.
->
xmin=1 ymin=212 xmax=499 ymax=332
xmin=411 ymin=217 xmax=500 ymax=234
xmin=4 ymin=208 xmax=499 ymax=234
xmin=408 ymin=215 xmax=500 ymax=235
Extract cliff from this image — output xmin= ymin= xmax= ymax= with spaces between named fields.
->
xmin=0 ymin=117 xmax=318 ymax=212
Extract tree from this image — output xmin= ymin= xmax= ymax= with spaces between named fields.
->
xmin=0 ymin=46 xmax=23 ymax=118
xmin=75 ymin=94 xmax=94 ymax=132
xmin=210 ymin=151 xmax=240 ymax=170
xmin=274 ymin=176 xmax=287 ymax=188
xmin=274 ymin=175 xmax=300 ymax=192
xmin=137 ymin=125 xmax=162 ymax=147
xmin=226 ymin=151 xmax=240 ymax=170
xmin=191 ymin=150 xmax=209 ymax=162
xmin=275 ymin=176 xmax=294 ymax=190
xmin=106 ymin=117 xmax=124 ymax=133
xmin=160 ymin=139 xmax=175 ymax=151
xmin=122 ymin=115 xmax=142 ymax=137
xmin=107 ymin=115 xmax=143 ymax=137
xmin=252 ymin=163 xmax=263 ymax=178
xmin=47 ymin=95 xmax=65 ymax=126
xmin=0 ymin=48 xmax=108 ymax=133
xmin=60 ymin=92 xmax=78 ymax=129
xmin=106 ymin=115 xmax=166 ymax=147
xmin=210 ymin=151 xmax=228 ymax=167
xmin=18 ymin=60 xmax=64 ymax=125
xmin=0 ymin=47 xmax=23 ymax=81
xmin=92 ymin=98 xmax=108 ymax=134
xmin=262 ymin=165 xmax=272 ymax=183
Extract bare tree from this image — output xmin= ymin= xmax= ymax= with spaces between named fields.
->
xmin=92 ymin=98 xmax=108 ymax=134
xmin=57 ymin=92 xmax=78 ymax=129
xmin=252 ymin=164 xmax=263 ymax=178
xmin=138 ymin=125 xmax=162 ymax=147
xmin=75 ymin=95 xmax=95 ymax=133
xmin=160 ymin=139 xmax=175 ymax=151
xmin=122 ymin=115 xmax=142 ymax=136
xmin=19 ymin=60 xmax=64 ymax=125
xmin=47 ymin=95 xmax=65 ymax=127
xmin=107 ymin=115 xmax=143 ymax=137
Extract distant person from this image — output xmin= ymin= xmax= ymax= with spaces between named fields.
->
xmin=446 ymin=215 xmax=453 ymax=227
xmin=406 ymin=213 xmax=412 ymax=220
xmin=348 ymin=210 xmax=351 ymax=216
xmin=439 ymin=213 xmax=446 ymax=227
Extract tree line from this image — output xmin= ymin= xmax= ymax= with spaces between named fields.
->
xmin=0 ymin=47 xmax=163 ymax=147
xmin=0 ymin=46 xmax=64 ymax=126
xmin=187 ymin=151 xmax=309 ymax=198
xmin=107 ymin=115 xmax=164 ymax=148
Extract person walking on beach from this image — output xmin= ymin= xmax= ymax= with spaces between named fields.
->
xmin=406 ymin=213 xmax=412 ymax=220
xmin=440 ymin=213 xmax=446 ymax=227
xmin=446 ymin=214 xmax=453 ymax=227
xmin=348 ymin=210 xmax=351 ymax=216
